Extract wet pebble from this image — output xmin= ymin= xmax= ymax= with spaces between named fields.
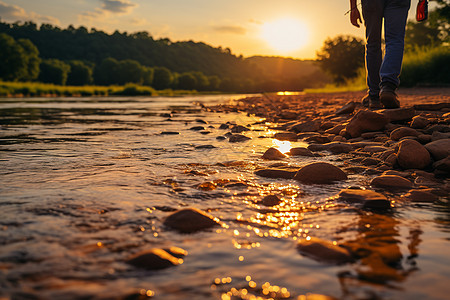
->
xmin=255 ymin=169 xmax=296 ymax=179
xmin=370 ymin=175 xmax=413 ymax=189
xmin=402 ymin=189 xmax=438 ymax=202
xmin=228 ymin=134 xmax=251 ymax=143
xmin=289 ymin=147 xmax=315 ymax=157
xmin=262 ymin=147 xmax=286 ymax=160
xmin=293 ymin=162 xmax=347 ymax=184
xmin=274 ymin=132 xmax=298 ymax=141
xmin=163 ymin=208 xmax=220 ymax=233
xmin=126 ymin=247 xmax=186 ymax=270
xmin=259 ymin=194 xmax=282 ymax=206
xmin=337 ymin=188 xmax=391 ymax=209
xmin=297 ymin=237 xmax=353 ymax=264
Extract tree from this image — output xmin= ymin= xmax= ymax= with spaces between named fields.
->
xmin=177 ymin=72 xmax=197 ymax=90
xmin=142 ymin=67 xmax=154 ymax=86
xmin=116 ymin=59 xmax=143 ymax=85
xmin=67 ymin=60 xmax=93 ymax=85
xmin=152 ymin=67 xmax=173 ymax=89
xmin=38 ymin=59 xmax=71 ymax=85
xmin=316 ymin=35 xmax=365 ymax=84
xmin=0 ymin=33 xmax=27 ymax=81
xmin=16 ymin=38 xmax=40 ymax=81
xmin=94 ymin=57 xmax=119 ymax=85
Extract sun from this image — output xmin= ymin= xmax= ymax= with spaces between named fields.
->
xmin=261 ymin=18 xmax=309 ymax=54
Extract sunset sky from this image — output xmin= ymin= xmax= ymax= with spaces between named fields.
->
xmin=0 ymin=0 xmax=418 ymax=59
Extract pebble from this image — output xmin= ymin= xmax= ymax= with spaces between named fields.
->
xmin=411 ymin=115 xmax=430 ymax=129
xmin=397 ymin=139 xmax=431 ymax=169
xmin=424 ymin=139 xmax=450 ymax=161
xmin=402 ymin=189 xmax=438 ymax=202
xmin=335 ymin=101 xmax=356 ymax=115
xmin=381 ymin=107 xmax=415 ymax=122
xmin=228 ymin=134 xmax=251 ymax=143
xmin=255 ymin=169 xmax=296 ymax=179
xmin=262 ymin=147 xmax=286 ymax=160
xmin=345 ymin=110 xmax=389 ymax=138
xmin=163 ymin=208 xmax=220 ymax=233
xmin=390 ymin=127 xmax=420 ymax=141
xmin=289 ymin=120 xmax=321 ymax=133
xmin=126 ymin=248 xmax=185 ymax=270
xmin=259 ymin=194 xmax=282 ymax=206
xmin=337 ymin=188 xmax=391 ymax=209
xmin=274 ymin=132 xmax=298 ymax=141
xmin=370 ymin=175 xmax=413 ymax=189
xmin=297 ymin=237 xmax=353 ymax=264
xmin=289 ymin=147 xmax=315 ymax=156
xmin=293 ymin=162 xmax=347 ymax=184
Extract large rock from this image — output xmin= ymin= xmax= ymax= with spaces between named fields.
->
xmin=381 ymin=107 xmax=415 ymax=122
xmin=126 ymin=248 xmax=186 ymax=270
xmin=425 ymin=139 xmax=450 ymax=161
xmin=262 ymin=147 xmax=286 ymax=160
xmin=370 ymin=175 xmax=413 ymax=189
xmin=163 ymin=208 xmax=220 ymax=233
xmin=345 ymin=110 xmax=389 ymax=138
xmin=293 ymin=162 xmax=347 ymax=184
xmin=337 ymin=188 xmax=391 ymax=209
xmin=297 ymin=237 xmax=353 ymax=264
xmin=397 ymin=139 xmax=431 ymax=169
xmin=289 ymin=120 xmax=321 ymax=133
xmin=389 ymin=127 xmax=420 ymax=141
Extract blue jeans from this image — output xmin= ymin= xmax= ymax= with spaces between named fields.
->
xmin=362 ymin=0 xmax=411 ymax=98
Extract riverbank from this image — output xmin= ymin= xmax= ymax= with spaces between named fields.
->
xmin=0 ymin=81 xmax=202 ymax=97
xmin=206 ymin=87 xmax=450 ymax=197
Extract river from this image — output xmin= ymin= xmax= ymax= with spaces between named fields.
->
xmin=0 ymin=95 xmax=449 ymax=299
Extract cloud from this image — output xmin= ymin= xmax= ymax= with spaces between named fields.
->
xmin=212 ymin=25 xmax=247 ymax=35
xmin=100 ymin=0 xmax=137 ymax=14
xmin=0 ymin=1 xmax=60 ymax=24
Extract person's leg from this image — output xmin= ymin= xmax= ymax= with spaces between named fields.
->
xmin=362 ymin=0 xmax=384 ymax=101
xmin=380 ymin=0 xmax=411 ymax=107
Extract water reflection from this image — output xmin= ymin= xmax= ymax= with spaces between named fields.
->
xmin=0 ymin=96 xmax=448 ymax=300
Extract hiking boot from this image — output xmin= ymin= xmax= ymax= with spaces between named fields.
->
xmin=362 ymin=94 xmax=382 ymax=110
xmin=380 ymin=90 xmax=400 ymax=109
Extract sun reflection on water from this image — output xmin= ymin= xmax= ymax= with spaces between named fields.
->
xmin=272 ymin=139 xmax=292 ymax=154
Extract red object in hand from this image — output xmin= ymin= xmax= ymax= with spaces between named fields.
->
xmin=416 ymin=0 xmax=428 ymax=22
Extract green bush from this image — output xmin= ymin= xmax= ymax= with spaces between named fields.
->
xmin=401 ymin=46 xmax=450 ymax=87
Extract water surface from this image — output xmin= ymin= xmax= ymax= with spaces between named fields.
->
xmin=0 ymin=95 xmax=449 ymax=299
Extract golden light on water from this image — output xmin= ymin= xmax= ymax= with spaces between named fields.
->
xmin=272 ymin=139 xmax=292 ymax=154
xmin=261 ymin=18 xmax=309 ymax=53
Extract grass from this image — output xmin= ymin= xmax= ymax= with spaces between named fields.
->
xmin=401 ymin=45 xmax=450 ymax=87
xmin=0 ymin=81 xmax=199 ymax=97
xmin=305 ymin=45 xmax=450 ymax=94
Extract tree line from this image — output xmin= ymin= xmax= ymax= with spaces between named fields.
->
xmin=0 ymin=21 xmax=329 ymax=92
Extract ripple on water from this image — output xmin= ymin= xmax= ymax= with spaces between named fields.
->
xmin=0 ymin=95 xmax=449 ymax=300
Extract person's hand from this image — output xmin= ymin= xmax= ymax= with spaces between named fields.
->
xmin=350 ymin=8 xmax=362 ymax=28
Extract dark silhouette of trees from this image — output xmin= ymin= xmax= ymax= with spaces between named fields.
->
xmin=67 ymin=60 xmax=93 ymax=85
xmin=316 ymin=35 xmax=365 ymax=84
xmin=152 ymin=67 xmax=173 ymax=90
xmin=0 ymin=33 xmax=40 ymax=81
xmin=38 ymin=59 xmax=71 ymax=85
xmin=0 ymin=21 xmax=331 ymax=91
